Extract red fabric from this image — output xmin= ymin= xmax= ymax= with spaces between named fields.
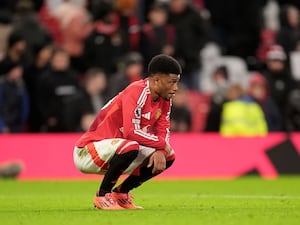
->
xmin=87 ymin=143 xmax=109 ymax=169
xmin=115 ymin=140 xmax=139 ymax=154
xmin=128 ymin=15 xmax=140 ymax=50
xmin=76 ymin=79 xmax=170 ymax=149
xmin=38 ymin=4 xmax=62 ymax=45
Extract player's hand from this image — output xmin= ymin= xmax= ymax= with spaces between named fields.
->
xmin=165 ymin=143 xmax=172 ymax=155
xmin=147 ymin=151 xmax=166 ymax=174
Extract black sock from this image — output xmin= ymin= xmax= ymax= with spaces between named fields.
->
xmin=98 ymin=150 xmax=138 ymax=196
xmin=114 ymin=160 xmax=175 ymax=193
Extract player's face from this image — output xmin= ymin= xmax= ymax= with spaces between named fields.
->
xmin=157 ymin=73 xmax=180 ymax=100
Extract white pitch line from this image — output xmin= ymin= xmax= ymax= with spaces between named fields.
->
xmin=196 ymin=194 xmax=300 ymax=199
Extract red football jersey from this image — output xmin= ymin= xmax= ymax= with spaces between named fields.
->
xmin=76 ymin=79 xmax=171 ymax=149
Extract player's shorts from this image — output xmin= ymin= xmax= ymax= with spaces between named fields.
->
xmin=73 ymin=138 xmax=175 ymax=175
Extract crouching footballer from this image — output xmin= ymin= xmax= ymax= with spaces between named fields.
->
xmin=73 ymin=54 xmax=181 ymax=210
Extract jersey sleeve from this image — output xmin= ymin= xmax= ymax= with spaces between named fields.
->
xmin=121 ymin=87 xmax=166 ymax=149
xmin=153 ymin=100 xmax=171 ymax=148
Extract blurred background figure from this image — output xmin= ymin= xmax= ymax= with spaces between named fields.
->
xmin=168 ymin=0 xmax=210 ymax=89
xmin=0 ymin=161 xmax=23 ymax=179
xmin=12 ymin=0 xmax=52 ymax=66
xmin=37 ymin=47 xmax=80 ymax=132
xmin=107 ymin=51 xmax=144 ymax=98
xmin=204 ymin=66 xmax=229 ymax=132
xmin=140 ymin=3 xmax=175 ymax=66
xmin=220 ymin=84 xmax=268 ymax=136
xmin=63 ymin=68 xmax=108 ymax=132
xmin=23 ymin=45 xmax=53 ymax=132
xmin=0 ymin=31 xmax=27 ymax=76
xmin=247 ymin=73 xmax=282 ymax=131
xmin=286 ymin=81 xmax=300 ymax=132
xmin=170 ymin=85 xmax=192 ymax=132
xmin=52 ymin=1 xmax=92 ymax=74
xmin=204 ymin=0 xmax=263 ymax=69
xmin=0 ymin=63 xmax=29 ymax=133
xmin=260 ymin=44 xmax=295 ymax=129
xmin=115 ymin=0 xmax=140 ymax=52
xmin=276 ymin=4 xmax=300 ymax=53
xmin=82 ymin=1 xmax=124 ymax=75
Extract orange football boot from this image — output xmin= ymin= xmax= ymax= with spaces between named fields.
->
xmin=111 ymin=192 xmax=144 ymax=209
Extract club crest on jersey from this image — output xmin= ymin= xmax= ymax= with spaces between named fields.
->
xmin=111 ymin=139 xmax=120 ymax=145
xmin=134 ymin=106 xmax=142 ymax=118
xmin=155 ymin=109 xmax=162 ymax=119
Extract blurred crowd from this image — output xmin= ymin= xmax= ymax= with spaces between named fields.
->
xmin=1 ymin=0 xmax=300 ymax=136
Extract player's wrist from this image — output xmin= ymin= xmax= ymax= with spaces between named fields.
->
xmin=156 ymin=149 xmax=168 ymax=157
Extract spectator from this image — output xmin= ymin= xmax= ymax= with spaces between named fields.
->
xmin=204 ymin=66 xmax=229 ymax=132
xmin=140 ymin=3 xmax=176 ymax=65
xmin=204 ymin=0 xmax=263 ymax=64
xmin=248 ymin=73 xmax=282 ymax=131
xmin=12 ymin=0 xmax=52 ymax=66
xmin=115 ymin=0 xmax=140 ymax=51
xmin=82 ymin=1 xmax=124 ymax=75
xmin=170 ymin=85 xmax=192 ymax=132
xmin=24 ymin=44 xmax=53 ymax=132
xmin=37 ymin=47 xmax=80 ymax=132
xmin=260 ymin=44 xmax=295 ymax=128
xmin=0 ymin=63 xmax=29 ymax=133
xmin=286 ymin=81 xmax=300 ymax=132
xmin=276 ymin=4 xmax=300 ymax=53
xmin=63 ymin=68 xmax=108 ymax=132
xmin=220 ymin=84 xmax=268 ymax=136
xmin=168 ymin=0 xmax=210 ymax=89
xmin=107 ymin=52 xmax=144 ymax=98
xmin=0 ymin=31 xmax=27 ymax=76
xmin=52 ymin=2 xmax=92 ymax=74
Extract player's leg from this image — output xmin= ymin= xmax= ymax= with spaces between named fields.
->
xmin=111 ymin=153 xmax=175 ymax=209
xmin=73 ymin=139 xmax=140 ymax=210
xmin=114 ymin=154 xmax=175 ymax=193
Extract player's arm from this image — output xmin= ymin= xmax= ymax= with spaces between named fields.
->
xmin=121 ymin=88 xmax=167 ymax=149
xmin=153 ymin=101 xmax=172 ymax=156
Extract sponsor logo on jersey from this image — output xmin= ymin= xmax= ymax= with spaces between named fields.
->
xmin=142 ymin=112 xmax=151 ymax=120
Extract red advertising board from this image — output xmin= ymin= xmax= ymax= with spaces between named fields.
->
xmin=1 ymin=133 xmax=300 ymax=179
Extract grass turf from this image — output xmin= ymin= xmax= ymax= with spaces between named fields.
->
xmin=1 ymin=177 xmax=300 ymax=225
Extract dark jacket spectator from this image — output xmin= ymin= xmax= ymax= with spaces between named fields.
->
xmin=115 ymin=0 xmax=141 ymax=52
xmin=248 ymin=73 xmax=282 ymax=131
xmin=107 ymin=52 xmax=144 ymax=99
xmin=37 ymin=47 xmax=80 ymax=132
xmin=0 ymin=31 xmax=27 ymax=76
xmin=204 ymin=0 xmax=263 ymax=60
xmin=63 ymin=68 xmax=108 ymax=132
xmin=0 ymin=64 xmax=29 ymax=133
xmin=276 ymin=5 xmax=300 ymax=53
xmin=82 ymin=1 xmax=125 ymax=75
xmin=23 ymin=45 xmax=53 ymax=132
xmin=140 ymin=3 xmax=176 ymax=65
xmin=286 ymin=81 xmax=300 ymax=132
xmin=170 ymin=85 xmax=192 ymax=132
xmin=261 ymin=45 xmax=296 ymax=128
xmin=12 ymin=0 xmax=52 ymax=65
xmin=204 ymin=66 xmax=229 ymax=132
xmin=168 ymin=0 xmax=209 ymax=88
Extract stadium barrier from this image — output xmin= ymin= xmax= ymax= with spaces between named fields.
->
xmin=1 ymin=133 xmax=300 ymax=179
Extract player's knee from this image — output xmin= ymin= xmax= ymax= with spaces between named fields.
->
xmin=116 ymin=140 xmax=140 ymax=155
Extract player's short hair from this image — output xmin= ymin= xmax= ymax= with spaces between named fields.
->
xmin=148 ymin=54 xmax=182 ymax=76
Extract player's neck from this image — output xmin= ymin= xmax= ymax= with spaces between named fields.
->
xmin=149 ymin=78 xmax=160 ymax=101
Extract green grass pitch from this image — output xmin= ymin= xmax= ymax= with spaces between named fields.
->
xmin=1 ymin=177 xmax=300 ymax=225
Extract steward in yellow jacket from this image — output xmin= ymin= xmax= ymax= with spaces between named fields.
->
xmin=220 ymin=96 xmax=268 ymax=136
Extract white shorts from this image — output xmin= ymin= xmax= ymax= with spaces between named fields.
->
xmin=73 ymin=138 xmax=160 ymax=175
